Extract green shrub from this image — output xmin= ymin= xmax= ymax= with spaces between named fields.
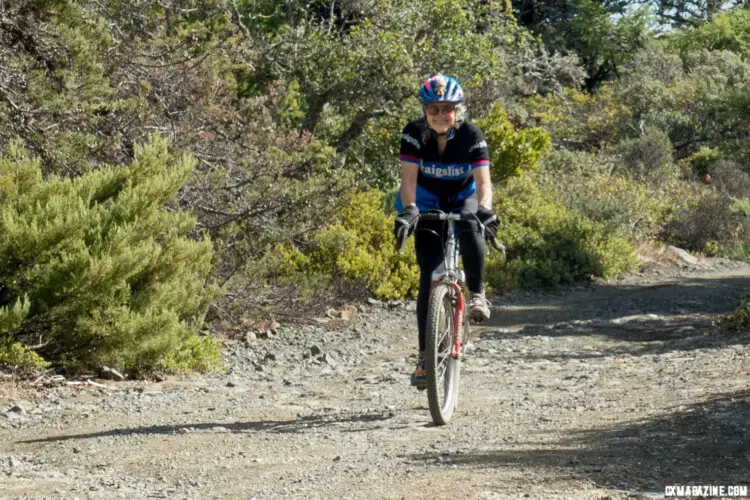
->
xmin=0 ymin=341 xmax=51 ymax=372
xmin=0 ymin=295 xmax=47 ymax=371
xmin=273 ymin=190 xmax=419 ymax=299
xmin=613 ymin=128 xmax=673 ymax=179
xmin=725 ymin=290 xmax=750 ymax=332
xmin=160 ymin=336 xmax=224 ymax=373
xmin=486 ymin=175 xmax=638 ymax=290
xmin=726 ymin=244 xmax=750 ymax=262
xmin=726 ymin=198 xmax=750 ymax=261
xmin=525 ymin=85 xmax=629 ymax=151
xmin=731 ymin=197 xmax=750 ymax=218
xmin=710 ymin=161 xmax=750 ymax=198
xmin=690 ymin=147 xmax=723 ymax=176
xmin=665 ymin=192 xmax=749 ymax=254
xmin=540 ymin=149 xmax=691 ymax=241
xmin=475 ymin=104 xmax=552 ymax=182
xmin=666 ymin=9 xmax=750 ymax=56
xmin=0 ymin=136 xmax=222 ymax=373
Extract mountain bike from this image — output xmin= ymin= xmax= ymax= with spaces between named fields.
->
xmin=403 ymin=210 xmax=505 ymax=425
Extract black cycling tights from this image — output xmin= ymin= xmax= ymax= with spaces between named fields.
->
xmin=414 ymin=204 xmax=485 ymax=352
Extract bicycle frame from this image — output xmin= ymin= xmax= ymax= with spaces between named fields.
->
xmin=401 ymin=209 xmax=504 ymax=425
xmin=421 ymin=213 xmax=469 ymax=359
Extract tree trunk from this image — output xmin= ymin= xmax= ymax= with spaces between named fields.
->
xmin=300 ymin=93 xmax=328 ymax=134
xmin=706 ymin=0 xmax=721 ymax=20
xmin=334 ymin=110 xmax=371 ymax=168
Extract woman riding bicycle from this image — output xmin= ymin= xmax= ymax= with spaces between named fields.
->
xmin=393 ymin=74 xmax=499 ymax=388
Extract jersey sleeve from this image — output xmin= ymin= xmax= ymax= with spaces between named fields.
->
xmin=468 ymin=126 xmax=490 ymax=170
xmin=399 ymin=123 xmax=421 ymax=165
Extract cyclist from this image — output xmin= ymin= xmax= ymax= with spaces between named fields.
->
xmin=393 ymin=73 xmax=499 ymax=388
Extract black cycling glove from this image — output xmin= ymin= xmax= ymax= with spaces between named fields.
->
xmin=476 ymin=206 xmax=499 ymax=241
xmin=394 ymin=205 xmax=419 ymax=250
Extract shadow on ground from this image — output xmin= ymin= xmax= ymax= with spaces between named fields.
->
xmin=489 ymin=276 xmax=750 ymax=328
xmin=477 ymin=276 xmax=750 ymax=357
xmin=412 ymin=390 xmax=750 ymax=492
xmin=18 ymin=410 xmax=395 ymax=443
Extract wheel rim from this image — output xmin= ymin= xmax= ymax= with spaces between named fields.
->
xmin=435 ymin=293 xmax=456 ymax=411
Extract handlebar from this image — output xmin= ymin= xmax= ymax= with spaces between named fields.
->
xmin=397 ymin=210 xmax=506 ymax=260
xmin=417 ymin=212 xmax=477 ymax=222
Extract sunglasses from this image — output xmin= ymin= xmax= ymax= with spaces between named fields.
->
xmin=425 ymin=104 xmax=456 ymax=117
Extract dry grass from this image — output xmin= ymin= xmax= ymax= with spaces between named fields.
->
xmin=635 ymin=241 xmax=691 ymax=267
xmin=0 ymin=377 xmax=23 ymax=404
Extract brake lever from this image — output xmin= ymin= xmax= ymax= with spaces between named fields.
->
xmin=490 ymin=237 xmax=506 ymax=263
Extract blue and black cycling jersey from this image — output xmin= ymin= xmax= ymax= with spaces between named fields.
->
xmin=395 ymin=118 xmax=491 ymax=212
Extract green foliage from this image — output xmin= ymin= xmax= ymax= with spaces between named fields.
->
xmin=159 ymin=336 xmax=224 ymax=373
xmin=0 ymin=136 xmax=221 ymax=373
xmin=526 ymin=84 xmax=630 ymax=150
xmin=665 ymin=192 xmax=750 ymax=254
xmin=725 ymin=197 xmax=750 ymax=261
xmin=0 ymin=295 xmax=31 ymax=334
xmin=540 ymin=149 xmax=691 ymax=241
xmin=570 ymin=0 xmax=650 ymax=88
xmin=0 ymin=294 xmax=45 ymax=372
xmin=344 ymin=113 xmax=407 ymax=190
xmin=2 ymin=0 xmax=750 ymax=335
xmin=690 ymin=147 xmax=723 ymax=175
xmin=616 ymin=44 xmax=684 ymax=123
xmin=726 ymin=244 xmax=750 ymax=262
xmin=725 ymin=290 xmax=750 ymax=332
xmin=613 ymin=128 xmax=674 ymax=179
xmin=274 ymin=80 xmax=307 ymax=132
xmin=514 ymin=0 xmax=649 ymax=89
xmin=731 ymin=197 xmax=750 ymax=218
xmin=667 ymin=9 xmax=750 ymax=56
xmin=486 ymin=175 xmax=639 ymax=290
xmin=475 ymin=104 xmax=551 ymax=182
xmin=646 ymin=0 xmax=743 ymax=29
xmin=659 ymin=50 xmax=750 ymax=160
xmin=273 ymin=190 xmax=419 ymax=299
xmin=0 ymin=341 xmax=51 ymax=372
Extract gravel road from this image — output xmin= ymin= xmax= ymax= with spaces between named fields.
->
xmin=2 ymin=258 xmax=749 ymax=499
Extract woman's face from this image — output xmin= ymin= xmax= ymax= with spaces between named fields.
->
xmin=424 ymin=103 xmax=456 ymax=135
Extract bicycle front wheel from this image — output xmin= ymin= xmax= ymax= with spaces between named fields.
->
xmin=425 ymin=283 xmax=461 ymax=425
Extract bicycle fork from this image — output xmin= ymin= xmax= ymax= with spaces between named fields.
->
xmin=449 ymin=281 xmax=465 ymax=359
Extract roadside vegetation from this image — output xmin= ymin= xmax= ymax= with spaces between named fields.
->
xmin=1 ymin=0 xmax=749 ymax=373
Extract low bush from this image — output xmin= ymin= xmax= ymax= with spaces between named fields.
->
xmin=540 ymin=149 xmax=692 ymax=241
xmin=709 ymin=160 xmax=750 ymax=198
xmin=613 ymin=128 xmax=673 ymax=179
xmin=664 ymin=192 xmax=750 ymax=255
xmin=725 ymin=290 xmax=750 ymax=332
xmin=272 ymin=190 xmax=419 ymax=300
xmin=486 ymin=175 xmax=639 ymax=290
xmin=0 ymin=137 xmax=222 ymax=374
xmin=475 ymin=104 xmax=552 ymax=182
xmin=690 ymin=147 xmax=723 ymax=176
xmin=0 ymin=341 xmax=51 ymax=373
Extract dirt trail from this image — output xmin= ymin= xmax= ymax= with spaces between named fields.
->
xmin=2 ymin=262 xmax=750 ymax=499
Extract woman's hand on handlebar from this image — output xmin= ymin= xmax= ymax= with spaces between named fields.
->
xmin=476 ymin=206 xmax=498 ymax=240
xmin=394 ymin=205 xmax=419 ymax=252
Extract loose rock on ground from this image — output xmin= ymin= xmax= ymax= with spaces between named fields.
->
xmin=1 ymin=257 xmax=749 ymax=498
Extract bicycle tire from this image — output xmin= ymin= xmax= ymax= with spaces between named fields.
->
xmin=425 ymin=283 xmax=461 ymax=425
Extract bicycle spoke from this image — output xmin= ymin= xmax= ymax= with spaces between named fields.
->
xmin=437 ymin=300 xmax=452 ymax=347
xmin=425 ymin=283 xmax=462 ymax=425
xmin=438 ymin=358 xmax=448 ymax=380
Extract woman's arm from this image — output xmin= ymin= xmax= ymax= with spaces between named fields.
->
xmin=400 ymin=161 xmax=419 ymax=208
xmin=473 ymin=165 xmax=492 ymax=209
